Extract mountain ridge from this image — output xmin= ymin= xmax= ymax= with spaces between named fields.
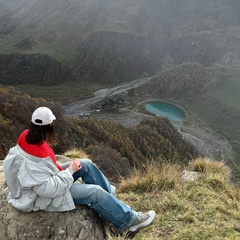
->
xmin=1 ymin=0 xmax=240 ymax=83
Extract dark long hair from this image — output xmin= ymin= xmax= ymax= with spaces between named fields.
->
xmin=26 ymin=123 xmax=55 ymax=145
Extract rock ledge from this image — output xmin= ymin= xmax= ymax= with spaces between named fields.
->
xmin=0 ymin=161 xmax=105 ymax=240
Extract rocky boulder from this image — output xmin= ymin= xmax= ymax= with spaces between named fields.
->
xmin=0 ymin=160 xmax=105 ymax=240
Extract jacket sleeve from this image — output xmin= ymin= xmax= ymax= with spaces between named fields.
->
xmin=3 ymin=147 xmax=22 ymax=198
xmin=34 ymin=168 xmax=74 ymax=198
xmin=18 ymin=159 xmax=74 ymax=198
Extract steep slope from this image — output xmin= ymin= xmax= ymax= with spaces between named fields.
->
xmin=1 ymin=0 xmax=240 ymax=84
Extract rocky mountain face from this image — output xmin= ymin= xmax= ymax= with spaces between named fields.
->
xmin=0 ymin=0 xmax=240 ymax=85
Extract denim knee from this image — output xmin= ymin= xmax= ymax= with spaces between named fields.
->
xmin=80 ymin=158 xmax=93 ymax=168
xmin=86 ymin=185 xmax=109 ymax=206
xmin=91 ymin=185 xmax=106 ymax=198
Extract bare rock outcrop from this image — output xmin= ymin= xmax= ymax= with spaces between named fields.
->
xmin=0 ymin=161 xmax=105 ymax=240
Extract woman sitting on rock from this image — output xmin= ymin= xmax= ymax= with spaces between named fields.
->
xmin=3 ymin=107 xmax=155 ymax=233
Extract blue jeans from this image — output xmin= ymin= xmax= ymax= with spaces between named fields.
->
xmin=60 ymin=158 xmax=137 ymax=231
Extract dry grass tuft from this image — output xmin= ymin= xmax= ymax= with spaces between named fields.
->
xmin=117 ymin=162 xmax=181 ymax=194
xmin=63 ymin=148 xmax=89 ymax=159
xmin=188 ymin=157 xmax=231 ymax=180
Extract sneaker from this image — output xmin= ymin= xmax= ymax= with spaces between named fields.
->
xmin=128 ymin=210 xmax=156 ymax=232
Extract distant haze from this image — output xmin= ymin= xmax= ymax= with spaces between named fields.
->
xmin=0 ymin=0 xmax=240 ymax=82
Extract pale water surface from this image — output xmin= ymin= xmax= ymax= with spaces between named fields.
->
xmin=145 ymin=102 xmax=186 ymax=122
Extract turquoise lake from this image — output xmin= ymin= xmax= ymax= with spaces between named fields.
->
xmin=144 ymin=102 xmax=186 ymax=122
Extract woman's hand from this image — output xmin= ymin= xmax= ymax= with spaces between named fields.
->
xmin=69 ymin=160 xmax=82 ymax=173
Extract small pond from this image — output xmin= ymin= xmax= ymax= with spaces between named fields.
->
xmin=144 ymin=101 xmax=187 ymax=122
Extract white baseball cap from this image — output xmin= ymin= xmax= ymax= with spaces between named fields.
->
xmin=31 ymin=107 xmax=56 ymax=126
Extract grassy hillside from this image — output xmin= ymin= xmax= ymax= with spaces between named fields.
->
xmin=112 ymin=158 xmax=240 ymax=239
xmin=63 ymin=149 xmax=240 ymax=239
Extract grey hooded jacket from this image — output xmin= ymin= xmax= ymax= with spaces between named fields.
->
xmin=3 ymin=144 xmax=75 ymax=212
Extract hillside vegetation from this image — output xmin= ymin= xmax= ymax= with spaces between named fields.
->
xmin=0 ymin=53 xmax=77 ymax=85
xmin=0 ymin=86 xmax=197 ymax=182
xmin=116 ymin=158 xmax=240 ymax=239
xmin=117 ymin=158 xmax=240 ymax=239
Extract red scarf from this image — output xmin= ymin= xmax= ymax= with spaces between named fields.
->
xmin=17 ymin=129 xmax=62 ymax=171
